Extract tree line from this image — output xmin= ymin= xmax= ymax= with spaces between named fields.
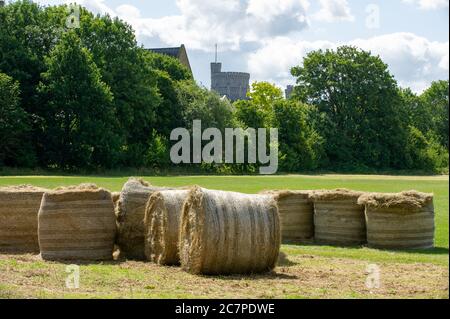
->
xmin=0 ymin=1 xmax=448 ymax=173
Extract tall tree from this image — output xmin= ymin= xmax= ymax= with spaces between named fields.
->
xmin=291 ymin=46 xmax=407 ymax=169
xmin=76 ymin=11 xmax=161 ymax=165
xmin=37 ymin=32 xmax=119 ymax=169
xmin=0 ymin=72 xmax=35 ymax=167
xmin=143 ymin=51 xmax=193 ymax=137
xmin=421 ymin=80 xmax=449 ymax=149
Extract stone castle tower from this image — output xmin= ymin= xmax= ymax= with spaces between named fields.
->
xmin=211 ymin=58 xmax=250 ymax=102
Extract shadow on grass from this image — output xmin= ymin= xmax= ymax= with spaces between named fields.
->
xmin=376 ymin=247 xmax=449 ymax=255
xmin=209 ymin=271 xmax=298 ymax=281
xmin=277 ymin=252 xmax=299 ymax=267
xmin=284 ymin=242 xmax=449 ymax=256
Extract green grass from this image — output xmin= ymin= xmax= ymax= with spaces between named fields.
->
xmin=1 ymin=174 xmax=448 ymax=254
xmin=0 ymin=173 xmax=448 ymax=299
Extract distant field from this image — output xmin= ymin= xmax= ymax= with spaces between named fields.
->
xmin=0 ymin=174 xmax=448 ymax=299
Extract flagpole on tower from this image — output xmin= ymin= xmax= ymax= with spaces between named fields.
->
xmin=215 ymin=43 xmax=218 ymax=63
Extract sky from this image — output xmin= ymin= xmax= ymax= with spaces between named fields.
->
xmin=27 ymin=0 xmax=450 ymax=93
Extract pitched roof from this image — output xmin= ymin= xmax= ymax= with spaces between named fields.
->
xmin=146 ymin=44 xmax=192 ymax=74
xmin=148 ymin=47 xmax=182 ymax=58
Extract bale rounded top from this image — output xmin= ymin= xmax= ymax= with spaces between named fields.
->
xmin=310 ymin=189 xmax=364 ymax=201
xmin=0 ymin=184 xmax=48 ymax=193
xmin=125 ymin=177 xmax=151 ymax=188
xmin=358 ymin=190 xmax=434 ymax=210
xmin=43 ymin=184 xmax=111 ymax=201
xmin=261 ymin=190 xmax=311 ymax=200
xmin=120 ymin=177 xmax=172 ymax=195
xmin=54 ymin=183 xmax=99 ymax=191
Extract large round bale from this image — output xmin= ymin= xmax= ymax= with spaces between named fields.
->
xmin=311 ymin=189 xmax=366 ymax=246
xmin=262 ymin=190 xmax=313 ymax=242
xmin=0 ymin=185 xmax=48 ymax=253
xmin=117 ymin=178 xmax=174 ymax=260
xmin=38 ymin=184 xmax=116 ymax=261
xmin=358 ymin=191 xmax=435 ymax=249
xmin=179 ymin=187 xmax=281 ymax=275
xmin=144 ymin=190 xmax=190 ymax=265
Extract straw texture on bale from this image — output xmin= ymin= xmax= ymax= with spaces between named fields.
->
xmin=262 ymin=190 xmax=313 ymax=242
xmin=117 ymin=178 xmax=173 ymax=260
xmin=144 ymin=190 xmax=189 ymax=265
xmin=112 ymin=192 xmax=120 ymax=207
xmin=0 ymin=185 xmax=48 ymax=253
xmin=311 ymin=189 xmax=366 ymax=246
xmin=179 ymin=187 xmax=281 ymax=275
xmin=358 ymin=191 xmax=435 ymax=249
xmin=38 ymin=184 xmax=116 ymax=261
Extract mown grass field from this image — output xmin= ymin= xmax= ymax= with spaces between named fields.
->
xmin=0 ymin=174 xmax=448 ymax=299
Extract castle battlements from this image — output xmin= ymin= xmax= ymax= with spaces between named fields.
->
xmin=211 ymin=62 xmax=250 ymax=102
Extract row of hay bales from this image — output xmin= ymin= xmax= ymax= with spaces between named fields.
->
xmin=267 ymin=189 xmax=435 ymax=249
xmin=0 ymin=179 xmax=435 ymax=276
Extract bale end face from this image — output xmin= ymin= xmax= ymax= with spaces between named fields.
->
xmin=116 ymin=178 xmax=176 ymax=260
xmin=179 ymin=187 xmax=206 ymax=274
xmin=38 ymin=186 xmax=116 ymax=261
xmin=144 ymin=190 xmax=189 ymax=266
xmin=312 ymin=190 xmax=366 ymax=246
xmin=362 ymin=193 xmax=435 ymax=250
xmin=0 ymin=186 xmax=48 ymax=253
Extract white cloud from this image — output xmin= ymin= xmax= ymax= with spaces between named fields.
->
xmin=249 ymin=33 xmax=449 ymax=93
xmin=350 ymin=33 xmax=449 ymax=92
xmin=248 ymin=37 xmax=335 ymax=87
xmin=131 ymin=0 xmax=311 ymax=51
xmin=30 ymin=1 xmax=448 ymax=92
xmin=313 ymin=0 xmax=355 ymax=23
xmin=33 ymin=0 xmax=115 ymax=15
xmin=402 ymin=0 xmax=449 ymax=10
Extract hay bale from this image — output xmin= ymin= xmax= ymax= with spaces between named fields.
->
xmin=358 ymin=191 xmax=435 ymax=249
xmin=311 ymin=189 xmax=366 ymax=246
xmin=179 ymin=187 xmax=281 ymax=275
xmin=38 ymin=184 xmax=116 ymax=261
xmin=116 ymin=178 xmax=173 ymax=260
xmin=0 ymin=185 xmax=48 ymax=253
xmin=262 ymin=190 xmax=313 ymax=242
xmin=144 ymin=190 xmax=190 ymax=265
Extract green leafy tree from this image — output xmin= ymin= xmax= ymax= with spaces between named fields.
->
xmin=291 ymin=46 xmax=407 ymax=169
xmin=0 ymin=72 xmax=35 ymax=167
xmin=75 ymin=11 xmax=161 ymax=165
xmin=37 ymin=32 xmax=119 ymax=169
xmin=421 ymin=80 xmax=449 ymax=149
xmin=399 ymin=88 xmax=431 ymax=134
xmin=143 ymin=51 xmax=193 ymax=137
xmin=247 ymin=81 xmax=283 ymax=113
xmin=176 ymin=80 xmax=233 ymax=131
xmin=145 ymin=51 xmax=193 ymax=82
xmin=272 ymin=100 xmax=324 ymax=171
xmin=233 ymin=100 xmax=267 ymax=129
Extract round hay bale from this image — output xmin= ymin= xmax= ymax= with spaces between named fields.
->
xmin=144 ymin=190 xmax=190 ymax=265
xmin=38 ymin=184 xmax=116 ymax=261
xmin=0 ymin=185 xmax=48 ymax=253
xmin=116 ymin=178 xmax=174 ymax=260
xmin=358 ymin=191 xmax=435 ymax=249
xmin=262 ymin=190 xmax=313 ymax=243
xmin=311 ymin=189 xmax=366 ymax=246
xmin=179 ymin=187 xmax=281 ymax=275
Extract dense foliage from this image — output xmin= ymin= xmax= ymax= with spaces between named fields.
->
xmin=0 ymin=1 xmax=448 ymax=173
